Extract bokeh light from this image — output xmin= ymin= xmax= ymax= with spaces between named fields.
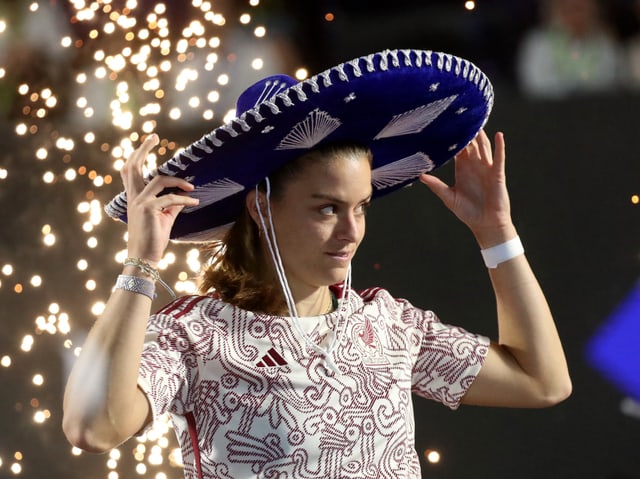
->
xmin=424 ymin=448 xmax=442 ymax=464
xmin=0 ymin=1 xmax=305 ymax=477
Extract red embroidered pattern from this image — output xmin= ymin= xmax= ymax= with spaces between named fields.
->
xmin=138 ymin=288 xmax=489 ymax=478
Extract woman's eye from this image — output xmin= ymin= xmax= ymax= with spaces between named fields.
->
xmin=356 ymin=202 xmax=370 ymax=215
xmin=319 ymin=205 xmax=336 ymax=215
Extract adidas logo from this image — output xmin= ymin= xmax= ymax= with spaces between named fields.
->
xmin=256 ymin=347 xmax=288 ymax=368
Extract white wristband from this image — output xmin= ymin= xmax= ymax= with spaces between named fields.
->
xmin=480 ymin=236 xmax=524 ymax=269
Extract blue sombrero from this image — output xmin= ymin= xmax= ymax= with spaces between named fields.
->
xmin=105 ymin=48 xmax=494 ymax=241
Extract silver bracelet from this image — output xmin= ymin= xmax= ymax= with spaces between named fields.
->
xmin=123 ymin=257 xmax=176 ymax=299
xmin=115 ymin=274 xmax=157 ymax=300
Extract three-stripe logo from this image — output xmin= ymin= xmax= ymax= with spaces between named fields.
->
xmin=256 ymin=347 xmax=288 ymax=368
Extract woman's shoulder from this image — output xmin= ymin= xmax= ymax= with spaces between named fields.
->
xmin=330 ymin=284 xmax=392 ymax=302
xmin=153 ymin=294 xmax=220 ymax=319
xmin=352 ymin=286 xmax=394 ymax=302
xmin=343 ymin=285 xmax=410 ymax=311
xmin=347 ymin=286 xmax=437 ymax=322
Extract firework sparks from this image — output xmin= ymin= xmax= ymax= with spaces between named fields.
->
xmin=0 ymin=1 xmax=306 ymax=477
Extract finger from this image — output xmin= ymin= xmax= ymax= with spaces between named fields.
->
xmin=144 ymin=174 xmax=195 ymax=194
xmin=122 ymin=134 xmax=160 ymax=196
xmin=130 ymin=133 xmax=160 ymax=178
xmin=140 ymin=174 xmax=196 ymax=199
xmin=455 ymin=143 xmax=470 ymax=161
xmin=476 ymin=129 xmax=494 ymax=166
xmin=157 ymin=193 xmax=200 ymax=213
xmin=456 ymin=132 xmax=478 ymax=161
xmin=465 ymin=135 xmax=481 ymax=161
xmin=131 ymin=133 xmax=160 ymax=163
xmin=131 ymin=176 xmax=199 ymax=217
xmin=419 ymin=173 xmax=454 ymax=207
xmin=492 ymin=131 xmax=506 ymax=173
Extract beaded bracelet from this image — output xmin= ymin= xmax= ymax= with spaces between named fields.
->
xmin=123 ymin=257 xmax=176 ymax=299
xmin=480 ymin=236 xmax=524 ymax=269
xmin=115 ymin=274 xmax=156 ymax=300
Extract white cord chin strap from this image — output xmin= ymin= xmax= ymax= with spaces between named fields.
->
xmin=255 ymin=178 xmax=351 ymax=374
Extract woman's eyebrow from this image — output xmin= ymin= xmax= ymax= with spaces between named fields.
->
xmin=310 ymin=192 xmax=373 ymax=204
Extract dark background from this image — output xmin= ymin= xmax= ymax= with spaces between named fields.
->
xmin=0 ymin=1 xmax=638 ymax=478
xmin=355 ymin=92 xmax=640 ymax=478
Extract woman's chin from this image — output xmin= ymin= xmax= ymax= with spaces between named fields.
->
xmin=324 ymin=267 xmax=351 ymax=286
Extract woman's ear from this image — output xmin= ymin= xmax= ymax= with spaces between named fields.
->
xmin=245 ymin=189 xmax=265 ymax=227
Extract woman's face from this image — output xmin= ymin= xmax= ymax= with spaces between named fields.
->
xmin=267 ymin=152 xmax=372 ymax=296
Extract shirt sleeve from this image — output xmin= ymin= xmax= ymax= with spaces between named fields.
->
xmin=407 ymin=304 xmax=490 ymax=410
xmin=137 ymin=309 xmax=197 ymax=422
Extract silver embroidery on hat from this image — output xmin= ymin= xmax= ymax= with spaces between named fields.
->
xmin=363 ymin=54 xmax=377 ymax=72
xmin=262 ymin=98 xmax=282 ymax=115
xmin=462 ymin=60 xmax=470 ymax=78
xmin=374 ymin=95 xmax=458 ymax=140
xmin=104 ymin=196 xmax=127 ymax=217
xmin=218 ymin=123 xmax=241 ymax=138
xmin=158 ymin=142 xmax=212 ymax=175
xmin=254 ymin=79 xmax=289 ymax=107
xmin=234 ymin=117 xmax=251 ymax=132
xmin=288 ymin=83 xmax=308 ymax=102
xmin=276 ymin=109 xmax=342 ymax=150
xmin=389 ymin=49 xmax=400 ymax=67
xmin=159 ymin=156 xmax=188 ymax=173
xmin=371 ymin=152 xmax=435 ymax=189
xmin=182 ymin=178 xmax=245 ymax=213
xmin=350 ymin=58 xmax=364 ymax=77
xmin=335 ymin=63 xmax=349 ymax=81
xmin=245 ymin=109 xmax=265 ymax=124
xmin=317 ymin=70 xmax=332 ymax=88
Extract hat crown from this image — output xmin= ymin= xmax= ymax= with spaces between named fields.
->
xmin=235 ymin=74 xmax=297 ymax=116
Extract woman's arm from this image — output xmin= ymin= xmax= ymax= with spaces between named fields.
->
xmin=62 ymin=284 xmax=155 ymax=451
xmin=461 ymin=242 xmax=572 ymax=407
xmin=420 ymin=130 xmax=572 ymax=407
xmin=62 ymin=135 xmax=199 ymax=451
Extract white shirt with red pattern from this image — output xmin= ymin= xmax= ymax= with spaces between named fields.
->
xmin=138 ymin=287 xmax=489 ymax=479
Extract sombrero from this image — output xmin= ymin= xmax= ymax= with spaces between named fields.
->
xmin=105 ymin=48 xmax=494 ymax=242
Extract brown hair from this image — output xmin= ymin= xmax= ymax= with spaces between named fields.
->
xmin=198 ymin=142 xmax=372 ymax=314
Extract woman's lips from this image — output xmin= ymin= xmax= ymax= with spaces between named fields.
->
xmin=326 ymin=251 xmax=351 ymax=262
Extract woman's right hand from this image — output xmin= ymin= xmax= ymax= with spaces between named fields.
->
xmin=120 ymin=134 xmax=200 ymax=265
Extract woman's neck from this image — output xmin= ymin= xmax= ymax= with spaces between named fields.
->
xmin=293 ymin=286 xmax=334 ymax=317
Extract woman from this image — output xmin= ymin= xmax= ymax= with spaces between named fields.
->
xmin=63 ymin=49 xmax=571 ymax=478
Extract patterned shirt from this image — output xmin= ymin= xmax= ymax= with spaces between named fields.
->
xmin=138 ymin=287 xmax=489 ymax=479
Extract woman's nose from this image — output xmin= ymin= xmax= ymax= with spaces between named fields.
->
xmin=336 ymin=213 xmax=361 ymax=242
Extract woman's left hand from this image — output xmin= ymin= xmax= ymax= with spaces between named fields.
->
xmin=419 ymin=129 xmax=515 ymax=247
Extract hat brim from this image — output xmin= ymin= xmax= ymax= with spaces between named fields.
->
xmin=105 ymin=49 xmax=493 ymax=242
